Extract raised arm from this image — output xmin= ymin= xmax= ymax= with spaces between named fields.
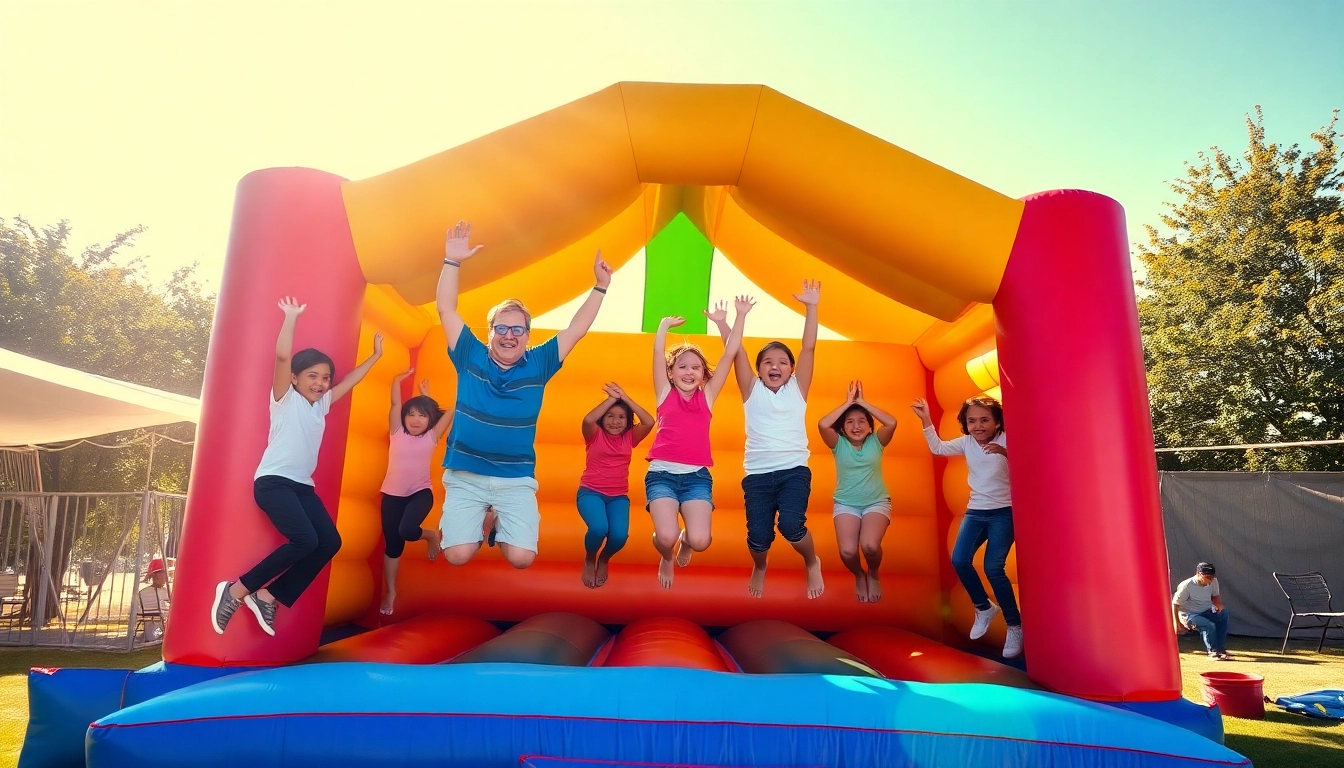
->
xmin=855 ymin=381 xmax=898 ymax=446
xmin=437 ymin=221 xmax=485 ymax=351
xmin=706 ymin=300 xmax=753 ymax=400
xmin=911 ymin=398 xmax=964 ymax=456
xmin=606 ymin=382 xmax=656 ymax=446
xmin=422 ymin=379 xmax=454 ymax=441
xmin=792 ymin=279 xmax=821 ymax=399
xmin=581 ymin=394 xmax=619 ymax=442
xmin=556 ymin=250 xmax=613 ymax=361
xmin=705 ymin=296 xmax=754 ymax=405
xmin=652 ymin=316 xmax=682 ymax=403
xmin=388 ymin=368 xmax=414 ymax=436
xmin=272 ymin=297 xmax=305 ymax=401
xmin=329 ymin=333 xmax=383 ymax=403
xmin=816 ymin=381 xmax=860 ymax=450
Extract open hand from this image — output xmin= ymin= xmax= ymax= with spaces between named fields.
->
xmin=604 ymin=382 xmax=628 ymax=401
xmin=734 ymin=295 xmax=756 ymax=315
xmin=419 ymin=378 xmax=431 ymax=396
xmin=278 ymin=296 xmax=306 ymax=317
xmin=372 ymin=333 xmax=384 ymax=357
xmin=846 ymin=380 xmax=861 ymax=404
xmin=393 ymin=368 xmax=415 ymax=383
xmin=445 ymin=221 xmax=485 ymax=262
xmin=593 ymin=250 xmax=613 ymax=289
xmin=661 ymin=316 xmax=686 ymax=329
xmin=911 ymin=398 xmax=932 ymax=424
xmin=792 ymin=279 xmax=821 ymax=307
xmin=702 ymin=300 xmax=728 ymax=326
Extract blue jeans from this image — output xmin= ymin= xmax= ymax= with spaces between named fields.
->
xmin=576 ymin=487 xmax=630 ymax=559
xmin=742 ymin=466 xmax=812 ymax=553
xmin=1186 ymin=609 xmax=1230 ymax=654
xmin=950 ymin=507 xmax=1020 ymax=626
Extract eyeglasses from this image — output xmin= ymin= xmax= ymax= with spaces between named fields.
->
xmin=492 ymin=324 xmax=529 ymax=337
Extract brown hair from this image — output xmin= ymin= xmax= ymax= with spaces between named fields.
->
xmin=665 ymin=343 xmax=714 ymax=385
xmin=957 ymin=396 xmax=1004 ymax=436
xmin=486 ymin=298 xmax=532 ymax=329
xmin=755 ymin=341 xmax=795 ymax=371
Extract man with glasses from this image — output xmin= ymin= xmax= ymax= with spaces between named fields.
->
xmin=435 ymin=220 xmax=612 ymax=569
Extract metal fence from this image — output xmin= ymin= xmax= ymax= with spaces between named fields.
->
xmin=0 ymin=490 xmax=184 ymax=649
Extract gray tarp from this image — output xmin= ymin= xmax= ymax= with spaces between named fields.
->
xmin=1161 ymin=472 xmax=1344 ymax=641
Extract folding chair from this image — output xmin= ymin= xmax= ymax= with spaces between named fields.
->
xmin=1273 ymin=572 xmax=1344 ymax=654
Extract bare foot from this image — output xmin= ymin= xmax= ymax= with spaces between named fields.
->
xmin=806 ymin=557 xmax=825 ymax=599
xmin=427 ymin=529 xmax=442 ymax=561
xmin=854 ymin=572 xmax=868 ymax=603
xmin=595 ymin=558 xmax=609 ymax=587
xmin=748 ymin=565 xmax=767 ymax=598
xmin=866 ymin=571 xmax=882 ymax=603
xmin=582 ymin=558 xmax=597 ymax=588
xmin=379 ymin=589 xmax=395 ymax=616
xmin=658 ymin=556 xmax=674 ymax=589
xmin=675 ymin=530 xmax=693 ymax=567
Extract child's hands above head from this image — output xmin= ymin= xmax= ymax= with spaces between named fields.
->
xmin=278 ymin=296 xmax=306 ymax=317
xmin=910 ymin=398 xmax=933 ymax=426
xmin=604 ymin=382 xmax=628 ymax=401
xmin=593 ymin=250 xmax=613 ymax=289
xmin=847 ymin=380 xmax=861 ymax=404
xmin=792 ymin=279 xmax=821 ymax=307
xmin=660 ymin=316 xmax=686 ymax=329
xmin=419 ymin=378 xmax=431 ymax=396
xmin=444 ymin=220 xmax=485 ymax=263
xmin=733 ymin=295 xmax=756 ymax=316
xmin=393 ymin=368 xmax=415 ymax=383
xmin=372 ymin=333 xmax=384 ymax=358
xmin=702 ymin=300 xmax=729 ymax=326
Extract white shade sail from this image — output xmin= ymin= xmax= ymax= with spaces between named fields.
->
xmin=0 ymin=347 xmax=200 ymax=446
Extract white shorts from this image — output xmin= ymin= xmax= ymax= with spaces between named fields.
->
xmin=833 ymin=499 xmax=892 ymax=518
xmin=440 ymin=469 xmax=540 ymax=552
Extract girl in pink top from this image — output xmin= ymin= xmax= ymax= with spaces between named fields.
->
xmin=645 ymin=297 xmax=754 ymax=589
xmin=379 ymin=370 xmax=453 ymax=615
xmin=578 ymin=382 xmax=655 ymax=589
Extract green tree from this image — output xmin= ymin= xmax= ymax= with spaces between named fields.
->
xmin=1138 ymin=108 xmax=1344 ymax=470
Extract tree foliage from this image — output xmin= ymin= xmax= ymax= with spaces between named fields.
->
xmin=0 ymin=216 xmax=215 ymax=491
xmin=1138 ymin=108 xmax=1344 ymax=470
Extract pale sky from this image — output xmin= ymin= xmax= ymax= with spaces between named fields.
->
xmin=3 ymin=0 xmax=1341 ymax=305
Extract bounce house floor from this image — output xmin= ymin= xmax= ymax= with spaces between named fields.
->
xmin=23 ymin=613 xmax=1248 ymax=768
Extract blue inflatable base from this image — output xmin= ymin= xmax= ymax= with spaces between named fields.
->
xmin=87 ymin=662 xmax=1250 ymax=768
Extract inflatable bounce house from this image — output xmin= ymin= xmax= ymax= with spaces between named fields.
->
xmin=22 ymin=83 xmax=1250 ymax=767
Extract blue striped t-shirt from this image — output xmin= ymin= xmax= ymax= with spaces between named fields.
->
xmin=443 ymin=327 xmax=562 ymax=478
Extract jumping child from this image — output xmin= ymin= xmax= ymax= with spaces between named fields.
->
xmin=708 ymin=279 xmax=823 ymax=599
xmin=646 ymin=297 xmax=753 ymax=589
xmin=379 ymin=371 xmax=453 ymax=615
xmin=817 ymin=380 xmax=898 ymax=603
xmin=578 ymin=382 xmax=655 ymax=588
xmin=211 ymin=297 xmax=383 ymax=637
xmin=911 ymin=396 xmax=1021 ymax=658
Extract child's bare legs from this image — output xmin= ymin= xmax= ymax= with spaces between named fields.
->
xmin=834 ymin=513 xmax=867 ymax=602
xmin=423 ymin=527 xmax=442 ymax=561
xmin=680 ymin=501 xmax=713 ymax=557
xmin=381 ymin=555 xmax=399 ymax=615
xmin=789 ymin=532 xmax=825 ymax=599
xmin=649 ymin=498 xmax=681 ymax=588
xmin=748 ymin=550 xmax=769 ymax=598
xmin=859 ymin=513 xmax=891 ymax=602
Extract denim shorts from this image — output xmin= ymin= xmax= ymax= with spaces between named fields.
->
xmin=644 ymin=468 xmax=714 ymax=508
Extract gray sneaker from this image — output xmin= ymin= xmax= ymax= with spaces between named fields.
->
xmin=244 ymin=594 xmax=277 ymax=636
xmin=211 ymin=581 xmax=242 ymax=635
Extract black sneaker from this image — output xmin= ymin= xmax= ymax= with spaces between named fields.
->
xmin=211 ymin=581 xmax=242 ymax=635
xmin=487 ymin=526 xmax=498 ymax=547
xmin=244 ymin=594 xmax=277 ymax=636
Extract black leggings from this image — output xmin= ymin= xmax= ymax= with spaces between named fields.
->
xmin=381 ymin=489 xmax=435 ymax=558
xmin=240 ymin=475 xmax=342 ymax=607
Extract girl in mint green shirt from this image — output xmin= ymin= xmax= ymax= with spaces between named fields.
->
xmin=818 ymin=381 xmax=898 ymax=604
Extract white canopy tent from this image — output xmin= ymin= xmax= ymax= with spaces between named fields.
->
xmin=0 ymin=347 xmax=200 ymax=447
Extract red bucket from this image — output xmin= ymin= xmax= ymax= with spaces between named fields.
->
xmin=1199 ymin=671 xmax=1265 ymax=719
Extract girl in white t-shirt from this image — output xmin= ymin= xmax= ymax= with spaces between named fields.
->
xmin=211 ymin=296 xmax=383 ymax=637
xmin=912 ymin=395 xmax=1021 ymax=659
xmin=707 ymin=280 xmax=824 ymax=601
xmin=379 ymin=371 xmax=453 ymax=616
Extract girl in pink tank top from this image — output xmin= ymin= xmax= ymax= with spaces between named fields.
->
xmin=379 ymin=371 xmax=452 ymax=615
xmin=645 ymin=297 xmax=754 ymax=590
xmin=578 ymin=382 xmax=655 ymax=589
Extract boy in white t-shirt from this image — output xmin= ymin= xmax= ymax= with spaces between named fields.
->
xmin=1173 ymin=562 xmax=1232 ymax=660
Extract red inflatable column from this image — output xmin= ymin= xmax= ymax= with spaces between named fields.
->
xmin=165 ymin=168 xmax=366 ymax=666
xmin=994 ymin=190 xmax=1180 ymax=701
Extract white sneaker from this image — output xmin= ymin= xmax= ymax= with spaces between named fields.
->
xmin=1003 ymin=625 xmax=1024 ymax=659
xmin=970 ymin=603 xmax=1001 ymax=640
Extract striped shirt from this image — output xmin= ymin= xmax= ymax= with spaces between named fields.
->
xmin=443 ymin=327 xmax=562 ymax=478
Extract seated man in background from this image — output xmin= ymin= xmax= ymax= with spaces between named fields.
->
xmin=134 ymin=558 xmax=171 ymax=641
xmin=1172 ymin=562 xmax=1231 ymax=660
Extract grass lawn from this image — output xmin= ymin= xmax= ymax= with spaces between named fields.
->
xmin=0 ymin=637 xmax=1339 ymax=768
